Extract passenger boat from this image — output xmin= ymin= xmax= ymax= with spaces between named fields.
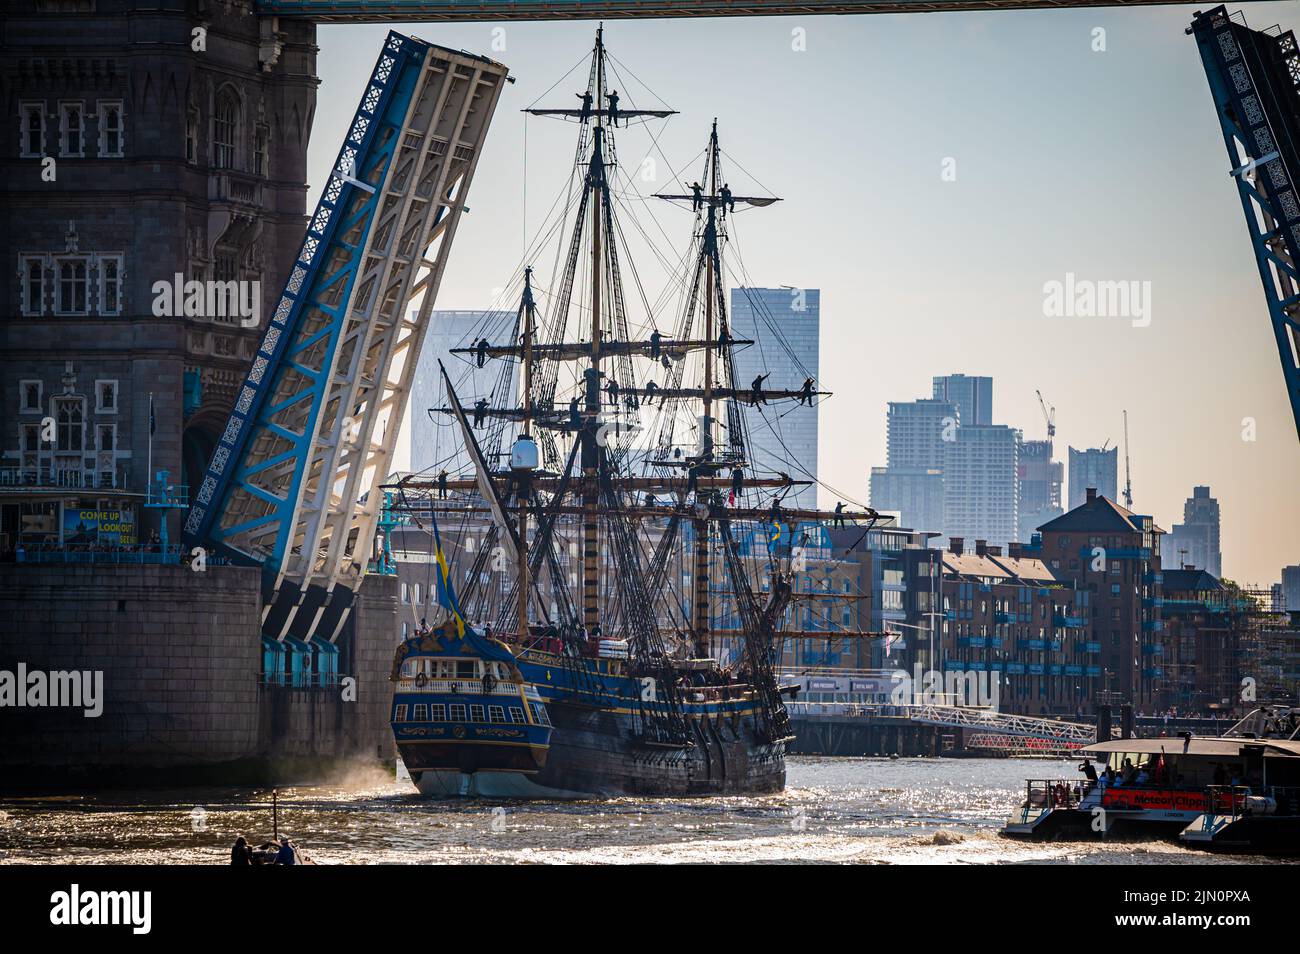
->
xmin=385 ymin=27 xmax=879 ymax=798
xmin=1001 ymin=705 xmax=1300 ymax=852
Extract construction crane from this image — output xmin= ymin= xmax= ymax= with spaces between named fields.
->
xmin=1122 ymin=410 xmax=1134 ymax=510
xmin=1035 ymin=390 xmax=1056 ymax=438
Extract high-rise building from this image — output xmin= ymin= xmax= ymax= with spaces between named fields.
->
xmin=1282 ymin=565 xmax=1300 ymax=613
xmin=932 ymin=374 xmax=992 ymax=427
xmin=869 ymin=466 xmax=944 ymax=534
xmin=729 ymin=287 xmax=819 ymax=508
xmin=1067 ymin=446 xmax=1119 ymax=510
xmin=942 ymin=424 xmax=1020 ymax=548
xmin=868 ymin=398 xmax=955 ymax=534
xmin=407 ymin=310 xmax=500 ymax=475
xmin=1164 ymin=486 xmax=1222 ymax=577
xmin=1018 ymin=438 xmax=1064 ymax=543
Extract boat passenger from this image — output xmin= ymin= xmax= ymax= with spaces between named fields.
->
xmin=230 ymin=836 xmax=251 ymax=866
xmin=274 ymin=837 xmax=297 ymax=865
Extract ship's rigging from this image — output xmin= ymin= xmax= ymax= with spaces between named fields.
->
xmin=389 ymin=28 xmax=881 ymax=744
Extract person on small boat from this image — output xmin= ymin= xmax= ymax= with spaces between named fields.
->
xmin=275 ymin=837 xmax=297 ymax=865
xmin=230 ymin=836 xmax=251 ymax=866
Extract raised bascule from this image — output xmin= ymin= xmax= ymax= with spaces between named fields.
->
xmin=1190 ymin=6 xmax=1300 ymax=441
xmin=183 ymin=33 xmax=509 ymax=642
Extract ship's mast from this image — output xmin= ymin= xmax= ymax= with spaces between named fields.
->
xmin=692 ymin=122 xmax=723 ymax=657
xmin=580 ymin=28 xmax=607 ymax=633
xmin=517 ymin=267 xmax=537 ymax=638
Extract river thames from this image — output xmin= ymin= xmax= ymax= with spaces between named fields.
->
xmin=0 ymin=757 xmax=1286 ymax=865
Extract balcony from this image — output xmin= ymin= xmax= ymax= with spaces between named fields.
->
xmin=1053 ymin=614 xmax=1087 ymax=628
xmin=0 ymin=463 xmax=134 ymax=492
xmin=1018 ymin=639 xmax=1063 ymax=652
xmin=1142 ymin=619 xmax=1165 ymax=632
xmin=1143 ymin=666 xmax=1165 ymax=679
xmin=994 ymin=611 xmax=1014 ymax=624
xmin=1142 ymin=644 xmax=1164 ymax=656
xmin=1078 ymin=641 xmax=1102 ymax=654
xmin=957 ymin=636 xmax=987 ymax=648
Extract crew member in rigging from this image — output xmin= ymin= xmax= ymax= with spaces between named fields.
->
xmin=644 ymin=380 xmax=660 ymax=405
xmin=799 ymin=377 xmax=816 ymax=406
xmin=750 ymin=372 xmax=770 ymax=405
xmin=577 ymin=90 xmax=593 ymax=122
xmin=437 ymin=469 xmax=448 ymax=499
xmin=473 ymin=398 xmax=489 ymax=428
xmin=476 ymin=337 xmax=489 ymax=368
xmin=606 ymin=90 xmax=620 ymax=127
xmin=720 ymin=182 xmax=734 ymax=214
xmin=649 ymin=328 xmax=662 ymax=360
xmin=689 ymin=181 xmax=703 ymax=211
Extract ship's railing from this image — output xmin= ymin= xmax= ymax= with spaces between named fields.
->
xmin=1023 ymin=779 xmax=1087 ymax=811
xmin=677 ymin=683 xmax=755 ymax=704
xmin=393 ymin=678 xmax=521 ymax=696
xmin=1203 ymin=785 xmax=1252 ymax=823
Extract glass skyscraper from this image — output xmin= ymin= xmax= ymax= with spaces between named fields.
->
xmin=729 ymin=287 xmax=820 ymax=509
xmin=408 ymin=309 xmax=502 ymax=476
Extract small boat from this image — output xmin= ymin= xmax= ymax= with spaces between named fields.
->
xmin=1001 ymin=705 xmax=1300 ymax=852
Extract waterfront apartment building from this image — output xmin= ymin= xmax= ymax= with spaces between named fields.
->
xmin=1033 ymin=489 xmax=1165 ymax=706
xmin=1067 ymin=446 xmax=1118 ymax=510
xmin=1160 ymin=568 xmax=1256 ymax=712
xmin=830 ymin=525 xmax=932 ymax=668
xmin=1164 ymin=486 xmax=1222 ymax=577
xmin=0 ymin=3 xmax=319 ymax=552
xmin=730 ymin=287 xmax=819 ymax=509
xmin=932 ymin=374 xmax=992 ymax=427
xmin=895 ymin=538 xmax=1094 ymax=716
xmin=942 ymin=424 xmax=1021 ymax=550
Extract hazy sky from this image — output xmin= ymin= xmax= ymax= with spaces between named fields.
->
xmin=309 ymin=4 xmax=1299 ymax=587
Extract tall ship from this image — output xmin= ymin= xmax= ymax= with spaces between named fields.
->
xmin=388 ymin=29 xmax=878 ymax=797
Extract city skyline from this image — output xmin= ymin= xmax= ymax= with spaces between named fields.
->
xmin=312 ymin=7 xmax=1299 ymax=585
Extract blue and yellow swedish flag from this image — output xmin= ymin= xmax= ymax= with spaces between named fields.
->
xmin=430 ymin=510 xmax=465 ymax=637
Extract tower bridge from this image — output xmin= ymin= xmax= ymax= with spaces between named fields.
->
xmin=5 ymin=0 xmax=1296 ymax=655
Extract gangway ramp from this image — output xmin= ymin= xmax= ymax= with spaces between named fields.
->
xmin=904 ymin=705 xmax=1097 ymax=745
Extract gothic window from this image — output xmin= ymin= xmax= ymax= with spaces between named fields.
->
xmin=186 ymin=106 xmax=199 ymax=164
xmin=55 ymin=397 xmax=84 ymax=452
xmin=96 ymin=380 xmax=117 ymax=413
xmin=20 ymin=380 xmax=43 ymax=413
xmin=98 ymin=254 xmax=123 ymax=315
xmin=20 ymin=102 xmax=45 ymax=157
xmin=254 ymin=124 xmax=268 ymax=176
xmin=213 ymin=250 xmax=238 ymax=323
xmin=213 ymin=89 xmax=239 ymax=170
xmin=55 ymin=257 xmax=89 ymax=315
xmin=98 ymin=101 xmax=124 ymax=157
xmin=21 ymin=256 xmax=47 ymax=315
xmin=58 ymin=101 xmax=84 ymax=157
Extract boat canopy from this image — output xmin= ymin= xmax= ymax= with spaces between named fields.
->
xmin=1079 ymin=737 xmax=1300 ymax=758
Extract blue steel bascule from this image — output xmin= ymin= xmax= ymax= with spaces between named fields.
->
xmin=183 ymin=33 xmax=510 ymax=642
xmin=1190 ymin=6 xmax=1300 ymax=440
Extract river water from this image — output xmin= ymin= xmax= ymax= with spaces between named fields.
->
xmin=0 ymin=757 xmax=1285 ymax=864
